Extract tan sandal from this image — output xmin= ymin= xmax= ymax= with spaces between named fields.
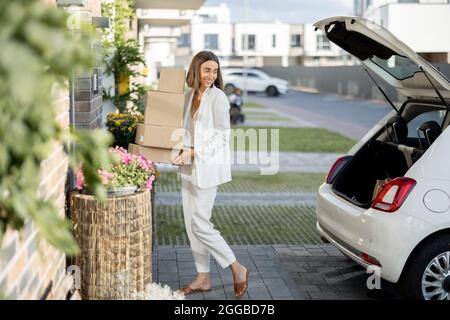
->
xmin=178 ymin=286 xmax=211 ymax=296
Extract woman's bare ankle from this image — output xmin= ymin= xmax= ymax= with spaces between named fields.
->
xmin=230 ymin=261 xmax=247 ymax=282
xmin=187 ymin=272 xmax=210 ymax=289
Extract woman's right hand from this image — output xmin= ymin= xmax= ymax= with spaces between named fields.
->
xmin=172 ymin=148 xmax=194 ymax=166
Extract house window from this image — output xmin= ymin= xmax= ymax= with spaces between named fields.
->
xmin=272 ymin=34 xmax=276 ymax=48
xmin=204 ymin=34 xmax=219 ymax=50
xmin=242 ymin=34 xmax=256 ymax=50
xmin=291 ymin=34 xmax=301 ymax=47
xmin=199 ymin=14 xmax=218 ymax=23
xmin=316 ymin=35 xmax=331 ymax=51
xmin=177 ymin=33 xmax=190 ymax=48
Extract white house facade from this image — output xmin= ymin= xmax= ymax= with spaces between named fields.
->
xmin=354 ymin=0 xmax=450 ymax=63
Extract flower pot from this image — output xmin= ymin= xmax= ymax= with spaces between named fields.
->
xmin=70 ymin=189 xmax=152 ymax=300
xmin=107 ymin=185 xmax=138 ymax=197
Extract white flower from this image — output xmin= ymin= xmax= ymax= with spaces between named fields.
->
xmin=129 ymin=282 xmax=185 ymax=300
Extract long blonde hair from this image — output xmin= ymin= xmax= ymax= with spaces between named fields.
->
xmin=186 ymin=51 xmax=224 ymax=91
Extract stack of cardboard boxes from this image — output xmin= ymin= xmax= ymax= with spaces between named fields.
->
xmin=128 ymin=67 xmax=186 ymax=163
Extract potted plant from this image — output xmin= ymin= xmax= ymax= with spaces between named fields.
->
xmin=105 ymin=114 xmax=159 ymax=250
xmin=105 ymin=112 xmax=144 ymax=149
xmin=70 ymin=147 xmax=156 ymax=300
xmin=75 ymin=145 xmax=156 ymax=196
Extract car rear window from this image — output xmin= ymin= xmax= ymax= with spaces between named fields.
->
xmin=407 ymin=110 xmax=446 ymax=138
xmin=370 ymin=55 xmax=419 ymax=80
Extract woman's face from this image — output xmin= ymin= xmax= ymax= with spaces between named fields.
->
xmin=199 ymin=60 xmax=218 ymax=91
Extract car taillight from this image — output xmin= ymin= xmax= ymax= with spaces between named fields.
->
xmin=361 ymin=253 xmax=382 ymax=267
xmin=371 ymin=177 xmax=416 ymax=213
xmin=326 ymin=156 xmax=351 ymax=184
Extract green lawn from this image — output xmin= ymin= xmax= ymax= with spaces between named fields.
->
xmin=230 ymin=126 xmax=356 ymax=153
xmin=156 ymin=205 xmax=321 ymax=245
xmin=242 ymin=102 xmax=267 ymax=109
xmin=244 ymin=116 xmax=293 ymax=122
xmin=155 ymin=171 xmax=326 ymax=193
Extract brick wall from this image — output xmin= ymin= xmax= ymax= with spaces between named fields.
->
xmin=74 ymin=73 xmax=104 ymax=129
xmin=0 ymin=0 xmax=103 ymax=300
xmin=0 ymin=87 xmax=73 ymax=300
xmin=51 ymin=0 xmax=105 ymax=130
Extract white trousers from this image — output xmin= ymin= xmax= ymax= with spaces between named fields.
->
xmin=181 ymin=175 xmax=236 ymax=272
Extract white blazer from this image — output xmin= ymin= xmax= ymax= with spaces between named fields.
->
xmin=180 ymin=85 xmax=232 ymax=189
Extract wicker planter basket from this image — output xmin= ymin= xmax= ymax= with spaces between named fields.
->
xmin=70 ymin=189 xmax=152 ymax=300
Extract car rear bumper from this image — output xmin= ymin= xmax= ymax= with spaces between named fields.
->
xmin=317 ymin=222 xmax=372 ymax=269
xmin=316 ymin=183 xmax=431 ymax=283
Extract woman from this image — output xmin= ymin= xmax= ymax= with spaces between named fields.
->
xmin=172 ymin=51 xmax=249 ymax=298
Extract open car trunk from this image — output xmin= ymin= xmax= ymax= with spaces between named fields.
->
xmin=312 ymin=16 xmax=450 ymax=208
xmin=332 ymin=140 xmax=409 ymax=208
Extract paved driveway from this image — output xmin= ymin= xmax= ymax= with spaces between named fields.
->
xmin=153 ymin=244 xmax=403 ymax=300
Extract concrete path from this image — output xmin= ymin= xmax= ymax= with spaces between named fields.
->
xmin=155 ymin=191 xmax=317 ymax=206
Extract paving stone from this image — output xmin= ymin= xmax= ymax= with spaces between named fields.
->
xmin=157 ymin=263 xmax=178 ymax=271
xmin=155 ymin=252 xmax=171 ymax=259
xmin=177 ymin=261 xmax=195 ymax=270
xmin=203 ymin=288 xmax=227 ymax=300
xmin=272 ymin=295 xmax=295 ymax=300
xmin=258 ymin=269 xmax=283 ymax=279
xmin=254 ymin=260 xmax=277 ymax=269
xmin=264 ymin=281 xmax=292 ymax=297
xmin=247 ymin=280 xmax=272 ymax=300
xmin=290 ymin=288 xmax=309 ymax=300
xmin=234 ymin=257 xmax=254 ymax=266
xmin=178 ymin=268 xmax=197 ymax=276
xmin=158 ymin=272 xmax=178 ymax=282
xmin=298 ymin=285 xmax=320 ymax=292
xmin=248 ymin=272 xmax=263 ymax=282
xmin=248 ymin=248 xmax=268 ymax=256
xmin=308 ymin=292 xmax=328 ymax=300
xmin=176 ymin=254 xmax=194 ymax=261
xmin=274 ymin=247 xmax=294 ymax=255
xmin=308 ymin=278 xmax=328 ymax=285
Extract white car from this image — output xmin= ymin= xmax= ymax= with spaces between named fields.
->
xmin=222 ymin=68 xmax=288 ymax=96
xmin=314 ymin=16 xmax=450 ymax=300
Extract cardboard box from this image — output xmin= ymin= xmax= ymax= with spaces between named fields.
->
xmin=128 ymin=143 xmax=180 ymax=164
xmin=128 ymin=142 xmax=140 ymax=155
xmin=144 ymin=91 xmax=185 ymax=127
xmin=159 ymin=67 xmax=186 ymax=93
xmin=135 ymin=123 xmax=184 ymax=149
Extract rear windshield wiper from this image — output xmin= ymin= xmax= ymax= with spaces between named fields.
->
xmin=363 ymin=66 xmax=399 ymax=113
xmin=419 ymin=66 xmax=450 ymax=112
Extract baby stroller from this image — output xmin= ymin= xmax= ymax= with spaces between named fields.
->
xmin=228 ymin=88 xmax=245 ymax=125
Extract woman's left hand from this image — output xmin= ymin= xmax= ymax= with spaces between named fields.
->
xmin=172 ymin=148 xmax=194 ymax=166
